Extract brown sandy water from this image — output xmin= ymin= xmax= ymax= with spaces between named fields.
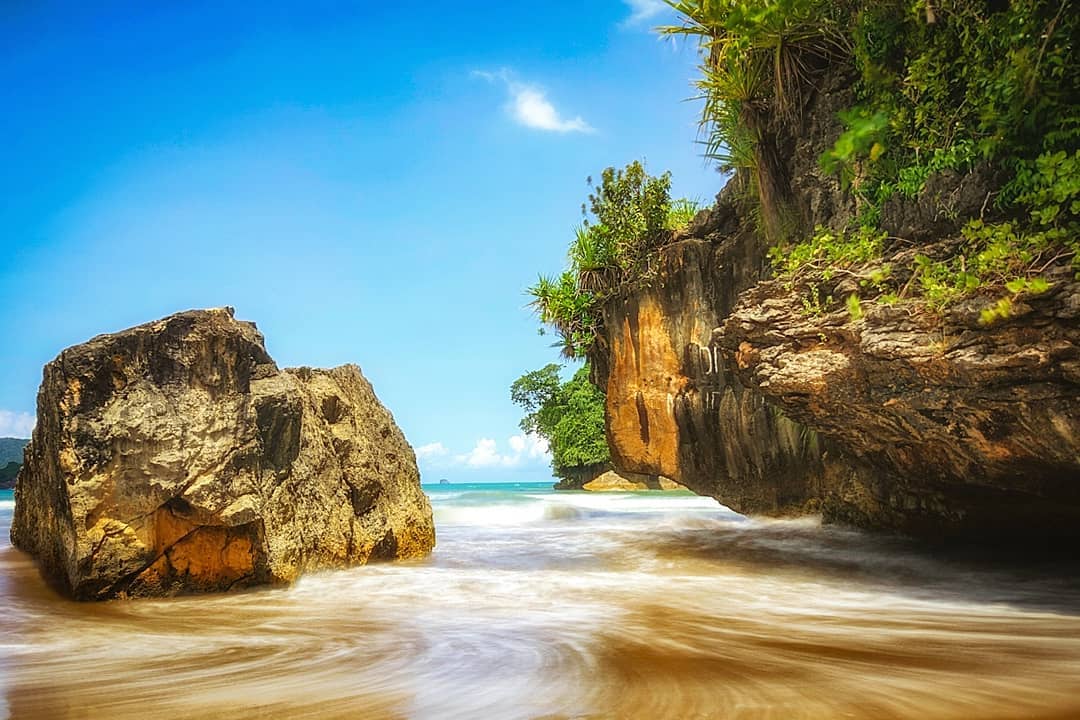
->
xmin=1 ymin=486 xmax=1079 ymax=720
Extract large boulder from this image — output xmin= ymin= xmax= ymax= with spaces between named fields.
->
xmin=11 ymin=308 xmax=434 ymax=600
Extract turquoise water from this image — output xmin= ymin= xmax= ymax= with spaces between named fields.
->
xmin=422 ymin=481 xmax=705 ymax=524
xmin=1 ymin=481 xmax=1080 ymax=719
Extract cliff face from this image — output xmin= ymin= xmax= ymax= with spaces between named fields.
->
xmin=11 ymin=308 xmax=434 ymax=599
xmin=591 ymin=70 xmax=1080 ymax=539
xmin=595 ymin=228 xmax=833 ymax=517
xmin=723 ymin=263 xmax=1080 ymax=536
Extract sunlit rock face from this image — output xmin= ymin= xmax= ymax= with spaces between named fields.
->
xmin=723 ymin=268 xmax=1080 ymax=537
xmin=594 ymin=234 xmax=834 ymax=519
xmin=596 ymin=209 xmax=1080 ymax=539
xmin=11 ymin=307 xmax=434 ymax=600
xmin=582 ymin=471 xmax=681 ymax=491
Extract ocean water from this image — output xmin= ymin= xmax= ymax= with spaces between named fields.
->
xmin=1 ymin=482 xmax=1079 ymax=719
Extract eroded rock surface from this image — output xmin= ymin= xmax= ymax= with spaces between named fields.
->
xmin=588 ymin=63 xmax=1080 ymax=539
xmin=594 ymin=232 xmax=834 ymax=517
xmin=722 ymin=266 xmax=1080 ymax=537
xmin=11 ymin=308 xmax=434 ymax=599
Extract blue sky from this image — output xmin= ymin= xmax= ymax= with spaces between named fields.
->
xmin=0 ymin=0 xmax=721 ymax=482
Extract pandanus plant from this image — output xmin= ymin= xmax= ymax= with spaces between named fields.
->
xmin=528 ymin=271 xmax=600 ymax=359
xmin=569 ymin=226 xmax=620 ymax=294
xmin=661 ymin=0 xmax=851 ymax=240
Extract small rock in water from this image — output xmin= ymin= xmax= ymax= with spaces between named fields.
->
xmin=583 ymin=471 xmax=681 ymax=491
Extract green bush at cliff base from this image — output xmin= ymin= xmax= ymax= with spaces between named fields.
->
xmin=510 ymin=364 xmax=610 ymax=480
xmin=528 ymin=161 xmax=699 ymax=358
xmin=666 ymin=0 xmax=1078 ymax=316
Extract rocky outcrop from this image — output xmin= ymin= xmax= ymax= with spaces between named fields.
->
xmin=582 ymin=471 xmax=681 ymax=492
xmin=590 ymin=64 xmax=1080 ymax=539
xmin=722 ymin=260 xmax=1080 ymax=537
xmin=595 ymin=207 xmax=1080 ymax=538
xmin=594 ymin=228 xmax=833 ymax=517
xmin=11 ymin=308 xmax=434 ymax=600
xmin=552 ymin=463 xmax=609 ymax=490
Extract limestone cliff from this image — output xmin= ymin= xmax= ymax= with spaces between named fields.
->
xmin=723 ymin=247 xmax=1080 ymax=536
xmin=590 ymin=67 xmax=1080 ymax=539
xmin=593 ymin=211 xmax=838 ymax=518
xmin=11 ymin=308 xmax=434 ymax=599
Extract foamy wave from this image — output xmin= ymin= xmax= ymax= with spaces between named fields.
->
xmin=435 ymin=500 xmax=584 ymax=526
xmin=0 ymin=501 xmax=14 ymax=511
xmin=432 ymin=491 xmax=733 ymax=528
xmin=535 ymin=492 xmax=733 ymax=515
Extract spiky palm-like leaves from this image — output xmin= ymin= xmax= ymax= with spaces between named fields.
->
xmin=569 ymin=225 xmax=620 ymax=293
xmin=662 ymin=0 xmax=849 ymax=122
xmin=662 ymin=0 xmax=851 ymax=241
xmin=697 ymin=52 xmax=765 ymax=170
xmin=666 ymin=198 xmax=703 ymax=231
xmin=529 ymin=271 xmax=600 ymax=359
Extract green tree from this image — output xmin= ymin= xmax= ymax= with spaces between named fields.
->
xmin=510 ymin=364 xmax=563 ymax=436
xmin=510 ymin=363 xmax=610 ymax=480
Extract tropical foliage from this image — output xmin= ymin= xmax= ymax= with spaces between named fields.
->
xmin=510 ymin=364 xmax=610 ymax=479
xmin=664 ymin=0 xmax=1079 ymax=320
xmin=528 ymin=161 xmax=699 ymax=357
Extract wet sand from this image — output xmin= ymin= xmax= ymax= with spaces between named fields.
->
xmin=2 ymin=487 xmax=1078 ymax=719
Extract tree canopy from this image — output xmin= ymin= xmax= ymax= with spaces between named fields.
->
xmin=510 ymin=363 xmax=610 ymax=479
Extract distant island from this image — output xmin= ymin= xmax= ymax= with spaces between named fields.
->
xmin=0 ymin=437 xmax=28 ymax=465
xmin=0 ymin=438 xmax=28 ymax=490
xmin=439 ymin=479 xmax=450 ymax=485
xmin=0 ymin=462 xmax=18 ymax=489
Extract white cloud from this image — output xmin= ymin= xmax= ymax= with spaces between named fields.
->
xmin=418 ymin=433 xmax=551 ymax=470
xmin=623 ymin=0 xmax=667 ymax=25
xmin=416 ymin=441 xmax=449 ymax=460
xmin=458 ymin=437 xmax=505 ymax=468
xmin=0 ymin=411 xmax=34 ymax=439
xmin=473 ymin=69 xmax=594 ymax=134
xmin=507 ymin=433 xmax=550 ymax=460
xmin=509 ymin=86 xmax=593 ymax=133
xmin=463 ymin=433 xmax=549 ymax=467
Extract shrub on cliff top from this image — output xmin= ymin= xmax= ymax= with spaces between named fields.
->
xmin=528 ymin=161 xmax=698 ymax=358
